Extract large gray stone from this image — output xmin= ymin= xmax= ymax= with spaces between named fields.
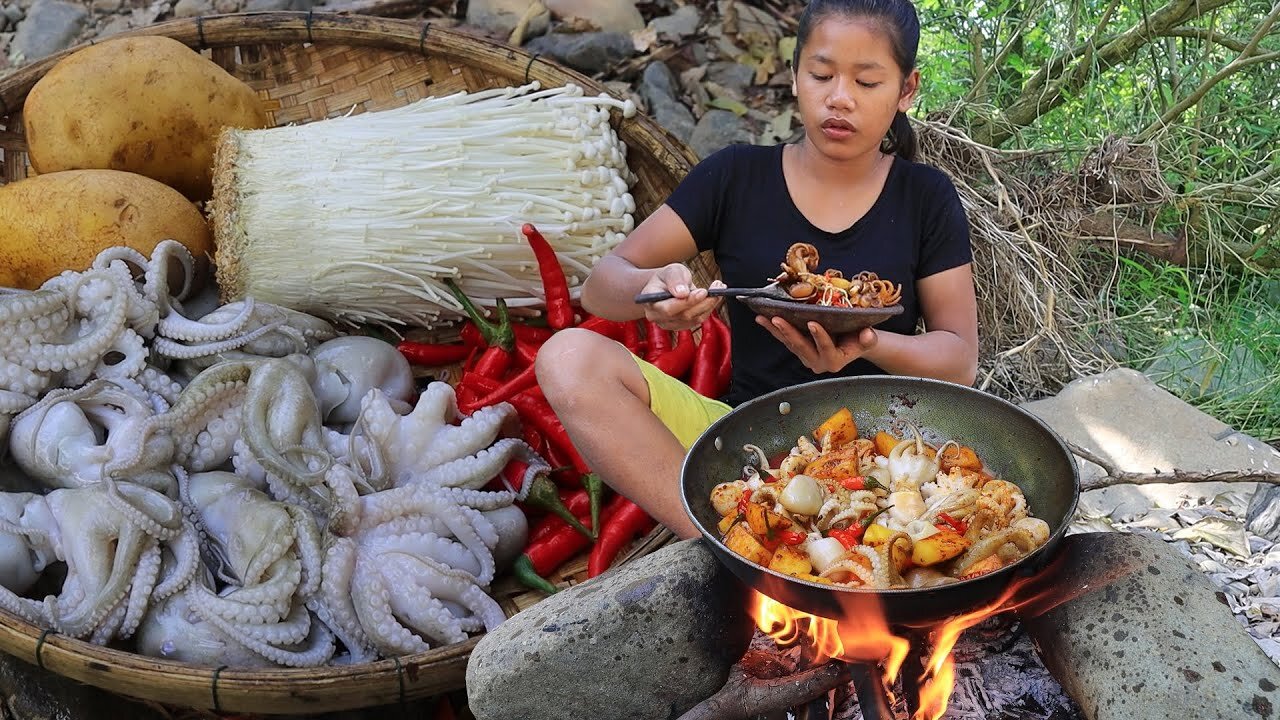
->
xmin=9 ymin=0 xmax=86 ymax=64
xmin=544 ymin=0 xmax=643 ymax=34
xmin=0 ymin=652 xmax=166 ymax=719
xmin=524 ymin=31 xmax=635 ymax=76
xmin=466 ymin=539 xmax=753 ymax=720
xmin=1144 ymin=336 xmax=1270 ymax=404
xmin=1021 ymin=368 xmax=1280 ymax=487
xmin=638 ymin=61 xmax=696 ymax=143
xmin=1024 ymin=532 xmax=1280 ymax=719
xmin=689 ymin=109 xmax=753 ymax=159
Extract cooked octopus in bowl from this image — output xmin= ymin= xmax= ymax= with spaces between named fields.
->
xmin=708 ymin=407 xmax=1050 ymax=590
xmin=773 ymin=242 xmax=902 ymax=309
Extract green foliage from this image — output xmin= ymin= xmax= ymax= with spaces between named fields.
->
xmin=911 ymin=0 xmax=1279 ymax=440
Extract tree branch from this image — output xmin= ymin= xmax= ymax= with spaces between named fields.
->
xmin=1069 ymin=442 xmax=1280 ymax=491
xmin=973 ymin=0 xmax=1242 ymax=145
xmin=1162 ymin=27 xmax=1253 ymax=52
xmin=1137 ymin=1 xmax=1280 ymax=140
xmin=676 ymin=651 xmax=848 ymax=720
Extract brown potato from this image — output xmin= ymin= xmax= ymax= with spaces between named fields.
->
xmin=873 ymin=431 xmax=900 ymax=457
xmin=911 ymin=529 xmax=971 ymax=567
xmin=724 ymin=522 xmax=773 ymax=567
xmin=745 ymin=502 xmax=793 ymax=538
xmin=23 ymin=36 xmax=268 ymax=201
xmin=0 ymin=170 xmax=212 ymax=290
xmin=939 ymin=445 xmax=984 ymax=472
xmin=804 ymin=447 xmax=862 ymax=481
xmin=814 ymin=407 xmax=857 ymax=449
xmin=768 ymin=545 xmax=813 ymax=576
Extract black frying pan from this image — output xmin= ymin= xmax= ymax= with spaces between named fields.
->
xmin=680 ymin=376 xmax=1079 ymax=627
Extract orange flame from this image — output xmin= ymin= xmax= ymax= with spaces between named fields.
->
xmin=748 ymin=567 xmax=1069 ymax=720
xmin=750 ymin=591 xmax=909 ymax=688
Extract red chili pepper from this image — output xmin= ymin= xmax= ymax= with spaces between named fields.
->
xmin=513 ymin=323 xmax=555 ymax=345
xmin=459 ymin=373 xmax=501 ymax=397
xmin=576 ymin=315 xmax=627 ymax=341
xmin=530 ymin=489 xmax=592 ymax=542
xmin=828 ymin=506 xmax=892 ymax=549
xmin=644 ymin=320 xmax=671 ymax=362
xmin=709 ymin=313 xmax=732 ymax=397
xmin=521 ymin=223 xmax=575 ymax=330
xmin=839 ymin=475 xmax=884 ymax=492
xmin=778 ymin=530 xmax=807 ymax=546
xmin=456 ymin=384 xmax=479 ymax=410
xmin=513 ymin=517 xmax=593 ymax=594
xmin=937 ymin=512 xmax=969 ymax=534
xmin=540 ymin=436 xmax=583 ymax=488
xmin=736 ymin=488 xmax=754 ymax=517
xmin=461 ymin=363 xmax=539 ymax=413
xmin=445 ymin=278 xmax=514 ymax=352
xmin=652 ymin=329 xmax=696 ymax=379
xmin=521 ymin=424 xmax=544 ymax=456
xmin=471 ymin=346 xmax=513 ymax=380
xmin=688 ymin=316 xmax=722 ymax=398
xmin=621 ymin=320 xmax=644 ymax=355
xmin=587 ymin=496 xmax=655 ymax=578
xmin=396 ymin=340 xmax=470 ymax=367
xmin=508 ymin=392 xmax=591 ymax=476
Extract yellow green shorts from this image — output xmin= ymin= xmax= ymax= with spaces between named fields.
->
xmin=632 ymin=354 xmax=732 ymax=450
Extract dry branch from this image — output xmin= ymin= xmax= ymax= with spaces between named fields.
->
xmin=676 ymin=650 xmax=848 ymax=720
xmin=1070 ymin=442 xmax=1280 ymax=490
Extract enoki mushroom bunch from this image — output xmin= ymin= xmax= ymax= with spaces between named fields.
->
xmin=210 ymin=82 xmax=639 ymax=328
xmin=772 ymin=243 xmax=902 ymax=308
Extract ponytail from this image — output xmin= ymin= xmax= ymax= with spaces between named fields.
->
xmin=885 ymin=110 xmax=917 ymax=162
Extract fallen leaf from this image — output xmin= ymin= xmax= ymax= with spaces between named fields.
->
xmin=631 ymin=25 xmax=659 ymax=53
xmin=778 ymin=36 xmax=797 ymax=69
xmin=1171 ymin=516 xmax=1251 ymax=557
xmin=757 ymin=108 xmax=793 ymax=144
xmin=708 ymin=96 xmax=749 ymax=116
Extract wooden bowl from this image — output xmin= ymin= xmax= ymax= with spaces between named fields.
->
xmin=744 ymin=296 xmax=905 ymax=335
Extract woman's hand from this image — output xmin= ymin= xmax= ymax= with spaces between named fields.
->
xmin=756 ymin=316 xmax=878 ymax=373
xmin=640 ymin=263 xmax=725 ymax=331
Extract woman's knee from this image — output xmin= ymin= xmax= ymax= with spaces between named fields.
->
xmin=535 ymin=329 xmax=639 ymax=405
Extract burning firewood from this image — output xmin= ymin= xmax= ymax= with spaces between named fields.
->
xmin=675 ymin=648 xmax=848 ymax=720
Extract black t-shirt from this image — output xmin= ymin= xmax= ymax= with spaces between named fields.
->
xmin=667 ymin=142 xmax=972 ymax=406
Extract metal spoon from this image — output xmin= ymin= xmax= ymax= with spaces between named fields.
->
xmin=633 ymin=284 xmax=792 ymax=304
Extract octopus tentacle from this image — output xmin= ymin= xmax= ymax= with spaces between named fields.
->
xmin=145 ymin=239 xmax=197 ymax=310
xmin=440 ymin=487 xmax=517 ymax=512
xmin=286 ymin=505 xmax=323 ymax=600
xmin=151 ymin=321 xmax=284 ymax=360
xmin=49 ymin=522 xmax=149 ymax=637
xmin=351 ymin=566 xmax=431 ymax=657
xmin=104 ymin=479 xmax=183 ymax=542
xmin=158 ymin=297 xmax=255 ymax=343
xmin=195 ymin=559 xmax=300 ymax=624
xmin=0 ymin=357 xmax=50 ymax=397
xmin=108 ymin=361 xmax=254 ymax=478
xmin=194 ymin=597 xmax=335 ymax=668
xmin=87 ymin=329 xmax=148 ymax=382
xmin=0 ymin=289 xmax=70 ymax=327
xmin=196 ymin=592 xmax=313 ymax=646
xmin=155 ymin=521 xmax=201 ymax=600
xmin=136 ymin=366 xmax=184 ymax=408
xmin=386 ymin=552 xmax=505 ymax=632
xmin=21 ymin=274 xmax=129 ymax=373
xmin=119 ymin=537 xmax=163 ymax=639
xmin=242 ymin=359 xmax=331 ymax=488
xmin=403 ymin=438 xmax=542 ymax=491
xmin=317 ymin=539 xmax=372 ymax=655
xmin=0 ymin=389 xmax=36 ymax=415
xmin=89 ymin=597 xmax=129 ymax=645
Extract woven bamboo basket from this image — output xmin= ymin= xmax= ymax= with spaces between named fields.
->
xmin=0 ymin=11 xmax=722 ymax=714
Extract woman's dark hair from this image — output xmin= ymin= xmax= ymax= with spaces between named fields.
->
xmin=792 ymin=0 xmax=920 ymax=161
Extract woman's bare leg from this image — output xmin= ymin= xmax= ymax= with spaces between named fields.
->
xmin=535 ymin=328 xmax=699 ymax=539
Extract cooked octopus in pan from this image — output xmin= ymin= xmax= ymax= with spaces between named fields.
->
xmin=709 ymin=407 xmax=1050 ymax=589
xmin=772 ymin=243 xmax=902 ymax=308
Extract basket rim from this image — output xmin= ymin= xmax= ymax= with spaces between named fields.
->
xmin=0 ymin=11 xmax=693 ymax=714
xmin=0 ymin=11 xmax=699 ymax=173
